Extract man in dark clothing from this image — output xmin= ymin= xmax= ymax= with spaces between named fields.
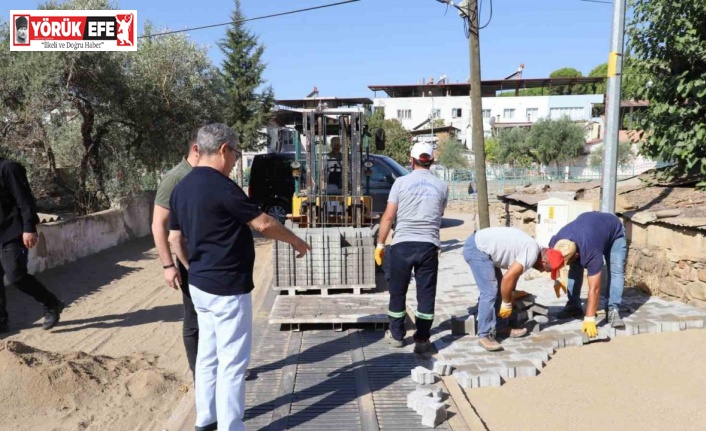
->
xmin=169 ymin=123 xmax=310 ymax=431
xmin=0 ymin=158 xmax=64 ymax=332
xmin=549 ymin=211 xmax=627 ymax=338
xmin=151 ymin=129 xmax=199 ymax=375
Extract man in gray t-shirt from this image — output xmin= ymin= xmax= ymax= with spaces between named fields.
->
xmin=462 ymin=227 xmax=565 ymax=352
xmin=376 ymin=142 xmax=448 ymax=354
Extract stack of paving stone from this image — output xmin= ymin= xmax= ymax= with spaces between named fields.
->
xmin=510 ymin=291 xmax=550 ymax=333
xmin=273 ymin=227 xmax=375 ymax=289
xmin=408 ymin=361 xmax=454 ymax=428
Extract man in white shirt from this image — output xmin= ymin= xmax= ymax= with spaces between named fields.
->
xmin=462 ymin=227 xmax=565 ymax=351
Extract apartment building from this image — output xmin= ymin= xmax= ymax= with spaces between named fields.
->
xmin=368 ymin=77 xmax=606 ymax=149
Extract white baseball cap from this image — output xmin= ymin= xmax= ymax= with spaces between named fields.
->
xmin=410 ymin=142 xmax=434 ymax=162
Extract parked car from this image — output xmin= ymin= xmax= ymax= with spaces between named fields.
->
xmin=248 ymin=152 xmax=408 ymax=223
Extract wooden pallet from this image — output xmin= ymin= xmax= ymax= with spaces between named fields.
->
xmin=269 ymin=293 xmax=389 ymax=331
xmin=272 ymin=284 xmax=376 ymax=296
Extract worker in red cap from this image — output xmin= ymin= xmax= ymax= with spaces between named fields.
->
xmin=462 ymin=227 xmax=565 ymax=351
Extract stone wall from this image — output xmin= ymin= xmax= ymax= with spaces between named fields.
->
xmin=26 ymin=191 xmax=155 ymax=274
xmin=491 ymin=201 xmax=536 ymax=237
xmin=623 ymin=218 xmax=706 ymax=308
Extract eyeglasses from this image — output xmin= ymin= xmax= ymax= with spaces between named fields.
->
xmin=225 ymin=145 xmax=242 ymax=157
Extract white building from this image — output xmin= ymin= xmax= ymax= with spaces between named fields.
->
xmin=368 ymin=78 xmax=606 ymax=149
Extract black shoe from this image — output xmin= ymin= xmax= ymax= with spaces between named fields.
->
xmin=195 ymin=423 xmax=217 ymax=431
xmin=0 ymin=318 xmax=8 ymax=333
xmin=42 ymin=301 xmax=64 ymax=330
xmin=556 ymin=303 xmax=584 ymax=320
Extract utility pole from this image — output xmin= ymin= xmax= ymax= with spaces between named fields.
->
xmin=468 ymin=0 xmax=490 ymax=228
xmin=600 ymin=0 xmax=627 ymax=213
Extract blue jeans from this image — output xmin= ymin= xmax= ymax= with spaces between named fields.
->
xmin=462 ymin=233 xmax=508 ymax=338
xmin=566 ymin=234 xmax=627 ymax=311
xmin=387 ymin=242 xmax=439 ymax=342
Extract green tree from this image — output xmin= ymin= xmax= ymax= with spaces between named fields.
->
xmin=366 ymin=110 xmax=412 ymax=165
xmin=484 ymin=137 xmax=501 ymax=164
xmin=0 ymin=0 xmax=225 ymax=213
xmin=496 ymin=127 xmax=533 ymax=167
xmin=589 ymin=142 xmax=636 ymax=169
xmin=526 ymin=118 xmax=586 ymax=166
xmin=220 ymin=0 xmax=274 ymax=150
xmin=588 ymin=63 xmax=608 ymax=94
xmin=549 ymin=67 xmax=584 ymax=95
xmin=436 ymin=135 xmax=467 ymax=169
xmin=627 ymin=0 xmax=706 ymax=181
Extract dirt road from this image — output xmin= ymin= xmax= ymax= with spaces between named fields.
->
xmin=0 ymin=235 xmax=273 ymax=431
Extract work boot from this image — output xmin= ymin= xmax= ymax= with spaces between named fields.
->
xmin=478 ymin=334 xmax=503 ymax=352
xmin=608 ymin=307 xmax=625 ymax=329
xmin=413 ymin=339 xmax=432 ymax=355
xmin=496 ymin=326 xmax=528 ymax=339
xmin=556 ymin=303 xmax=584 ymax=320
xmin=42 ymin=301 xmax=64 ymax=330
xmin=385 ymin=330 xmax=404 ymax=348
xmin=195 ymin=423 xmax=217 ymax=431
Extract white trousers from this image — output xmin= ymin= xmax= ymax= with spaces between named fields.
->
xmin=190 ymin=285 xmax=253 ymax=431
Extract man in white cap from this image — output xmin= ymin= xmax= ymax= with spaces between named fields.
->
xmin=550 ymin=211 xmax=627 ymax=338
xmin=375 ymin=142 xmax=448 ymax=354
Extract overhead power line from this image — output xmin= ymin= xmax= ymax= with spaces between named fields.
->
xmin=579 ymin=0 xmax=612 ymax=4
xmin=139 ymin=0 xmax=361 ymax=39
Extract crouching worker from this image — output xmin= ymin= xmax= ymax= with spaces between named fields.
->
xmin=462 ymin=227 xmax=565 ymax=352
xmin=550 ymin=211 xmax=627 ymax=338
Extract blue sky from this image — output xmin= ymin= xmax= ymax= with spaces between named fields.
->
xmin=12 ymin=0 xmax=616 ymax=99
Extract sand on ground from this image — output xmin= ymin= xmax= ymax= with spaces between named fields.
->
xmin=466 ymin=330 xmax=706 ymax=431
xmin=0 ymin=235 xmax=272 ymax=431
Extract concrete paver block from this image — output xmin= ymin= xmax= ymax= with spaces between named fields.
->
xmin=510 ymin=310 xmax=530 ymax=325
xmin=526 ymin=320 xmax=541 ymax=334
xmin=453 ymin=369 xmax=502 ymax=389
xmin=451 ymin=315 xmax=476 ymax=336
xmin=432 ymin=360 xmax=454 ymax=376
xmin=581 ymin=331 xmax=610 ymax=344
xmin=529 ymin=304 xmax=549 ymax=316
xmin=679 ymin=316 xmax=705 ymax=330
xmin=505 ymin=360 xmax=538 ymax=378
xmin=411 ymin=366 xmax=437 ymax=384
xmin=513 ymin=296 xmax=536 ymax=311
xmin=533 ymin=315 xmax=550 ymax=324
xmin=418 ymin=399 xmax=447 ymax=428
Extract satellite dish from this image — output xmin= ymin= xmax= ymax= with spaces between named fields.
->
xmin=489 ymin=116 xmax=496 ymax=126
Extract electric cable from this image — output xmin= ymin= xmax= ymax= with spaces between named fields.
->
xmin=139 ymin=0 xmax=361 ymax=39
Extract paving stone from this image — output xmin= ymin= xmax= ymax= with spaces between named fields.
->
xmin=451 ymin=315 xmax=476 ymax=336
xmin=453 ymin=370 xmax=502 ymax=389
xmin=513 ymin=296 xmax=536 ymax=311
xmin=525 ymin=320 xmax=541 ymax=334
xmin=533 ymin=315 xmax=550 ymax=324
xmin=418 ymin=399 xmax=447 ymax=428
xmin=679 ymin=316 xmax=705 ymax=330
xmin=432 ymin=360 xmax=454 ymax=376
xmin=581 ymin=331 xmax=610 ymax=344
xmin=505 ymin=360 xmax=539 ymax=378
xmin=529 ymin=304 xmax=549 ymax=316
xmin=411 ymin=366 xmax=437 ymax=384
xmin=510 ymin=310 xmax=530 ymax=325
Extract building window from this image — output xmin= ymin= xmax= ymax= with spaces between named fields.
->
xmin=430 ymin=109 xmax=441 ymax=119
xmin=452 ymin=108 xmax=463 ymax=118
xmin=482 ymin=109 xmax=491 ymax=119
xmin=397 ymin=109 xmax=411 ymax=120
xmin=526 ymin=108 xmax=538 ymax=121
xmin=503 ymin=109 xmax=515 ymax=119
xmin=550 ymin=107 xmax=584 ymax=120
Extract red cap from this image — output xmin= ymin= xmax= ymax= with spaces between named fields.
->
xmin=547 ymin=248 xmax=565 ymax=280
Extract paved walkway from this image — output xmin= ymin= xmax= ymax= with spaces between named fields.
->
xmin=5 ymin=211 xmax=706 ymax=431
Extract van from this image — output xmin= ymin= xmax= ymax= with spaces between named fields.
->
xmin=248 ymin=152 xmax=409 ymax=222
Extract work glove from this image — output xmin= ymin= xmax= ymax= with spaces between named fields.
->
xmin=374 ymin=244 xmax=385 ymax=266
xmin=582 ymin=316 xmax=598 ymax=338
xmin=554 ymin=279 xmax=567 ymax=298
xmin=498 ymin=301 xmax=513 ymax=319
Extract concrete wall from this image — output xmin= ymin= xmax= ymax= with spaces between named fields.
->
xmin=27 ymin=191 xmax=155 ymax=274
